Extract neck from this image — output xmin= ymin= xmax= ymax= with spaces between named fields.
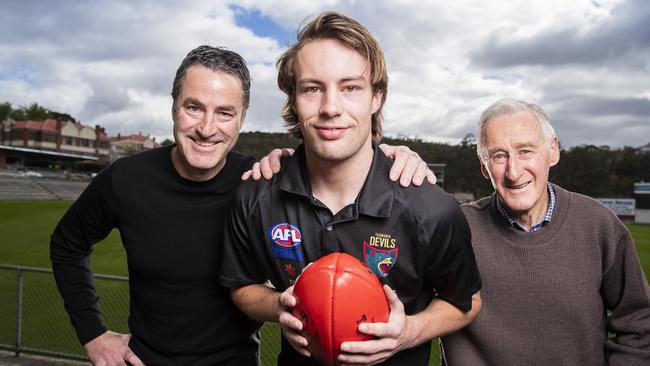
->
xmin=506 ymin=190 xmax=549 ymax=231
xmin=171 ymin=146 xmax=224 ymax=181
xmin=306 ymin=141 xmax=374 ymax=215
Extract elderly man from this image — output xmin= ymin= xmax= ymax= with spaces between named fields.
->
xmin=441 ymin=98 xmax=650 ymax=365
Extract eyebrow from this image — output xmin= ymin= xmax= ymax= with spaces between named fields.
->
xmin=487 ymin=141 xmax=538 ymax=155
xmin=297 ymin=74 xmax=367 ymax=85
xmin=183 ymin=97 xmax=238 ymax=114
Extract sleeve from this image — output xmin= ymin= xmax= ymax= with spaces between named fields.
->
xmin=219 ymin=183 xmax=268 ymax=288
xmin=426 ymin=201 xmax=481 ymax=313
xmin=50 ymin=164 xmax=118 ymax=345
xmin=602 ymin=228 xmax=650 ymax=365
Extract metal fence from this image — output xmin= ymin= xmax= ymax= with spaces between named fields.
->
xmin=0 ymin=264 xmax=281 ymax=364
xmin=0 ymin=264 xmax=129 ymax=361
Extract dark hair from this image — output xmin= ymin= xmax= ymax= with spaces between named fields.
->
xmin=277 ymin=11 xmax=388 ymax=143
xmin=171 ymin=45 xmax=251 ymax=110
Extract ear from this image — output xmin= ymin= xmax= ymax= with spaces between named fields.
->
xmin=549 ymin=136 xmax=560 ymax=167
xmin=480 ymin=160 xmax=490 ymax=179
xmin=238 ymin=110 xmax=246 ymax=131
xmin=371 ymin=91 xmax=383 ymax=114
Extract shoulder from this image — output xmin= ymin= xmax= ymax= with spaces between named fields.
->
xmin=396 ymin=184 xmax=467 ymax=228
xmin=460 ymin=195 xmax=492 ymax=220
xmin=110 ymin=145 xmax=171 ymax=173
xmin=461 ymin=195 xmax=492 ymax=212
xmin=227 ymin=150 xmax=256 ymax=174
xmin=555 ymin=184 xmax=623 ymax=225
xmin=232 ymin=171 xmax=282 ymax=215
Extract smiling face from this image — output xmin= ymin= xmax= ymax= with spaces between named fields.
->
xmin=480 ymin=111 xmax=560 ymax=225
xmin=293 ymin=38 xmax=382 ymax=163
xmin=171 ymin=66 xmax=245 ymax=181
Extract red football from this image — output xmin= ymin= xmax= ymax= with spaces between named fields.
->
xmin=292 ymin=252 xmax=390 ymax=366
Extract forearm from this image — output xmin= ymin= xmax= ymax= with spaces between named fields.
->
xmin=404 ymin=291 xmax=481 ymax=347
xmin=51 ymin=244 xmax=106 ymax=344
xmin=231 ymin=284 xmax=282 ymax=323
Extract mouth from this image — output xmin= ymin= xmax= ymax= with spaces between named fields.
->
xmin=316 ymin=126 xmax=348 ymax=140
xmin=506 ymin=181 xmax=531 ymax=190
xmin=189 ymin=136 xmax=219 ymax=149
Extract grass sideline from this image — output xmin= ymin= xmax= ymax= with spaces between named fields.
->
xmin=1 ymin=200 xmax=649 ymax=365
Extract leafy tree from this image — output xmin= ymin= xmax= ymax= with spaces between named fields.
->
xmin=50 ymin=111 xmax=77 ymax=123
xmin=0 ymin=102 xmax=11 ymax=121
xmin=161 ymin=138 xmax=174 ymax=146
xmin=11 ymin=103 xmax=52 ymax=121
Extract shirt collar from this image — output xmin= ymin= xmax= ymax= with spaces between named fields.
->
xmin=496 ymin=182 xmax=555 ymax=232
xmin=278 ymin=143 xmax=394 ymax=218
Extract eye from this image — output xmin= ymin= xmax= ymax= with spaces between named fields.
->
xmin=186 ymin=104 xmax=200 ymax=113
xmin=490 ymin=152 xmax=508 ymax=164
xmin=217 ymin=111 xmax=234 ymax=120
xmin=518 ymin=149 xmax=534 ymax=159
xmin=343 ymin=85 xmax=361 ymax=93
xmin=303 ymin=86 xmax=320 ymax=94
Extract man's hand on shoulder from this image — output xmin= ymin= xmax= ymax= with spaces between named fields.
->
xmin=84 ymin=330 xmax=144 ymax=366
xmin=241 ymin=144 xmax=437 ymax=188
xmin=241 ymin=148 xmax=294 ymax=181
xmin=379 ymin=144 xmax=436 ymax=187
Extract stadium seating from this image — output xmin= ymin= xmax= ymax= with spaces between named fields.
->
xmin=0 ymin=175 xmax=88 ymax=200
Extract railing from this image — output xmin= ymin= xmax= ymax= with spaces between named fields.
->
xmin=0 ymin=264 xmax=281 ymax=364
xmin=0 ymin=264 xmax=130 ymax=361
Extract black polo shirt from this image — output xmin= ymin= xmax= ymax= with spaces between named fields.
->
xmin=220 ymin=144 xmax=481 ymax=365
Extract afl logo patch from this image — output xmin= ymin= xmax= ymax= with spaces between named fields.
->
xmin=268 ymin=223 xmax=303 ymax=261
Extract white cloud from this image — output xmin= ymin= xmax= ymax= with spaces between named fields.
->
xmin=0 ymin=0 xmax=647 ymax=148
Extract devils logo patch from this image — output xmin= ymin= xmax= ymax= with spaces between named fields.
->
xmin=363 ymin=240 xmax=398 ymax=278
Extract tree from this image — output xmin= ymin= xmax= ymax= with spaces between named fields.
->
xmin=50 ymin=111 xmax=77 ymax=123
xmin=161 ymin=138 xmax=174 ymax=146
xmin=11 ymin=103 xmax=52 ymax=121
xmin=0 ymin=102 xmax=11 ymax=122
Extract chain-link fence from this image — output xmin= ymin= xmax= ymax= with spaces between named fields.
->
xmin=0 ymin=265 xmax=281 ymax=364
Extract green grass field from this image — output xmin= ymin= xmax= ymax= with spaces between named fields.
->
xmin=1 ymin=200 xmax=649 ymax=365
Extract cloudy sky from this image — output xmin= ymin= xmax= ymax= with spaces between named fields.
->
xmin=1 ymin=0 xmax=648 ymax=148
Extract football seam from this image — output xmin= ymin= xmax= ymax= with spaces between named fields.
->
xmin=330 ymin=253 xmax=339 ymax=366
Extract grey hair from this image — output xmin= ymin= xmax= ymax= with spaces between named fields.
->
xmin=171 ymin=45 xmax=251 ymax=111
xmin=476 ymin=98 xmax=556 ymax=161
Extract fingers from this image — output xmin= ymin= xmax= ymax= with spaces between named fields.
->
xmin=388 ymin=147 xmax=409 ymax=182
xmin=339 ymin=348 xmax=393 ymax=366
xmin=384 ymin=285 xmax=405 ymax=318
xmin=281 ymin=148 xmax=295 ymax=158
xmin=279 ymin=310 xmax=311 ymax=357
xmin=398 ymin=156 xmax=420 ymax=187
xmin=259 ymin=156 xmax=274 ymax=180
xmin=279 ymin=310 xmax=303 ymax=330
xmin=410 ymin=161 xmax=428 ymax=187
xmin=426 ymin=167 xmax=437 ymax=185
xmin=243 ymin=162 xmax=263 ymax=181
xmin=245 ymin=147 xmax=291 ymax=181
xmin=123 ymin=348 xmax=145 ymax=366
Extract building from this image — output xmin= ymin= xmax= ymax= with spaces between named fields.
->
xmin=1 ymin=118 xmax=111 ymax=164
xmin=109 ymin=132 xmax=160 ymax=161
xmin=635 ymin=182 xmax=650 ymax=224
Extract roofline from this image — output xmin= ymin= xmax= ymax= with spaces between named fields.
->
xmin=0 ymin=144 xmax=99 ymax=160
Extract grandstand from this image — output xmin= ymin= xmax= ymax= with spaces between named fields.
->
xmin=0 ymin=174 xmax=88 ymax=200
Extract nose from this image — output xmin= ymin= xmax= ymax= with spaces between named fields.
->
xmin=504 ymin=155 xmax=522 ymax=182
xmin=319 ymin=89 xmax=342 ymax=118
xmin=196 ymin=111 xmax=217 ymax=137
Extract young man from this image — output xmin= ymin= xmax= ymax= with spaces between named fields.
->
xmin=51 ymin=45 xmax=433 ymax=366
xmin=219 ymin=12 xmax=482 ymax=365
xmin=441 ymin=98 xmax=650 ymax=365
